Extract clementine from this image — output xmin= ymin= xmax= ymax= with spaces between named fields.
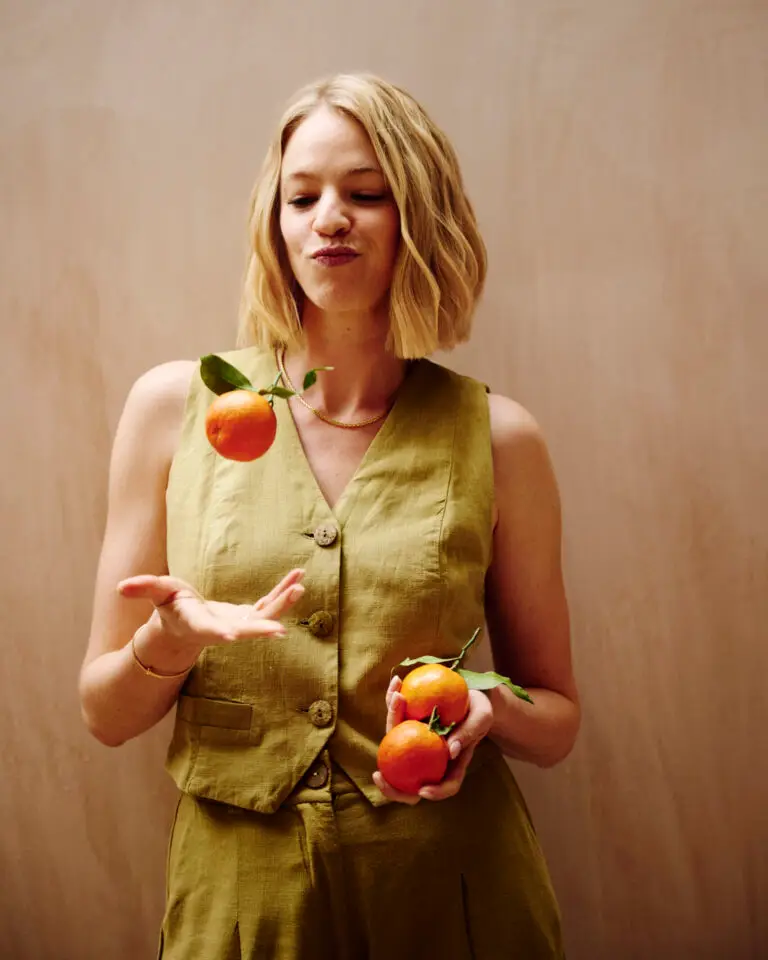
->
xmin=400 ymin=663 xmax=470 ymax=726
xmin=205 ymin=390 xmax=277 ymax=462
xmin=377 ymin=719 xmax=450 ymax=794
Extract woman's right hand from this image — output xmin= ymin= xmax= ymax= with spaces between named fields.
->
xmin=117 ymin=567 xmax=305 ymax=673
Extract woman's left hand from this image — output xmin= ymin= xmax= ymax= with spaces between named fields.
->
xmin=373 ymin=676 xmax=495 ymax=804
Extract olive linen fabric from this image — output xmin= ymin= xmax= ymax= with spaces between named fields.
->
xmin=164 ymin=349 xmax=494 ymax=812
xmin=159 ymin=751 xmax=563 ymax=959
xmin=160 ymin=348 xmax=564 ymax=957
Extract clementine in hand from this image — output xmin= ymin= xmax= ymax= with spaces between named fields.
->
xmin=400 ymin=663 xmax=470 ymax=726
xmin=205 ymin=390 xmax=277 ymax=462
xmin=377 ymin=719 xmax=450 ymax=794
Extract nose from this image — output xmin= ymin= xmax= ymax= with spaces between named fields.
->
xmin=312 ymin=190 xmax=350 ymax=237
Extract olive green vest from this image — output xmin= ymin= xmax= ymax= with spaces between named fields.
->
xmin=164 ymin=347 xmax=494 ymax=813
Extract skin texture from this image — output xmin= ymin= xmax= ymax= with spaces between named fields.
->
xmin=280 ymin=106 xmax=401 ymax=324
xmin=80 ymin=106 xmax=579 ymax=803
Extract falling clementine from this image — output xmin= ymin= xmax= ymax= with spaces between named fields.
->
xmin=205 ymin=390 xmax=277 ymax=462
xmin=377 ymin=719 xmax=450 ymax=794
xmin=400 ymin=663 xmax=470 ymax=726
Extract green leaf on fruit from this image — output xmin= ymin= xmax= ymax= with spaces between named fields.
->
xmin=426 ymin=706 xmax=455 ymax=737
xmin=259 ymin=385 xmax=296 ymax=400
xmin=302 ymin=366 xmax=334 ymax=391
xmin=200 ymin=355 xmax=254 ymax=395
xmin=399 ymin=654 xmax=458 ymax=667
xmin=458 ymin=669 xmax=534 ymax=704
xmin=399 ymin=627 xmax=483 ymax=671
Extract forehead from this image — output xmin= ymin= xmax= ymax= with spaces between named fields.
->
xmin=281 ymin=106 xmax=381 ymax=180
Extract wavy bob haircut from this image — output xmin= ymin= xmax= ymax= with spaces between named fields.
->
xmin=238 ymin=73 xmax=487 ymax=359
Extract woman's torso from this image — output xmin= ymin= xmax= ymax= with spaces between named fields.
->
xmin=160 ymin=347 xmax=497 ymax=812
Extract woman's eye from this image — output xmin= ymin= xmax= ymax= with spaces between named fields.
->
xmin=286 ymin=192 xmax=386 ymax=208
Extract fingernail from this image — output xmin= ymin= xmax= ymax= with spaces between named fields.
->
xmin=449 ymin=740 xmax=462 ymax=760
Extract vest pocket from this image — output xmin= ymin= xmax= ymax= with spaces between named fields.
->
xmin=177 ymin=695 xmax=253 ymax=730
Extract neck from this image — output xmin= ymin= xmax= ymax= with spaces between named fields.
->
xmin=282 ymin=305 xmax=409 ymax=422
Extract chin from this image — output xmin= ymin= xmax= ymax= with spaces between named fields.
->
xmin=302 ymin=286 xmax=382 ymax=316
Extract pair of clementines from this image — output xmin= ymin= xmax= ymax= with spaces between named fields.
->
xmin=376 ymin=665 xmax=470 ymax=795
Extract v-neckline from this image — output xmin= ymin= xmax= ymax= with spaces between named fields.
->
xmin=275 ymin=357 xmax=424 ymax=526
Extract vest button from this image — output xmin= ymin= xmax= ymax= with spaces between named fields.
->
xmin=314 ymin=524 xmax=338 ymax=547
xmin=308 ymin=699 xmax=334 ymax=727
xmin=305 ymin=763 xmax=329 ymax=789
xmin=307 ymin=611 xmax=335 ymax=637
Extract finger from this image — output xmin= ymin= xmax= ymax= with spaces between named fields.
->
xmin=372 ymin=771 xmax=421 ymax=806
xmin=161 ymin=594 xmax=287 ymax=645
xmin=446 ymin=691 xmax=494 ymax=759
xmin=226 ymin=617 xmax=288 ymax=641
xmin=385 ymin=691 xmax=406 ymax=734
xmin=252 ymin=569 xmax=305 ymax=611
xmin=254 ymin=582 xmax=305 ymax=620
xmin=419 ymin=744 xmax=476 ymax=802
xmin=117 ymin=574 xmax=200 ymax=608
xmin=385 ymin=675 xmax=402 ymax=710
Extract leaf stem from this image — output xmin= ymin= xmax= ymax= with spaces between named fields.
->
xmin=265 ymin=370 xmax=283 ymax=408
xmin=450 ymin=627 xmax=482 ymax=671
xmin=427 ymin=706 xmax=440 ymax=732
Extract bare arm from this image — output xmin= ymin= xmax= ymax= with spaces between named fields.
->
xmin=79 ymin=361 xmax=303 ymax=747
xmin=79 ymin=361 xmax=200 ymax=745
xmin=484 ymin=394 xmax=580 ymax=768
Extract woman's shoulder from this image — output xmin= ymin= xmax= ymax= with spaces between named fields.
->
xmin=421 ymin=360 xmax=541 ymax=442
xmin=117 ymin=360 xmax=198 ymax=456
xmin=130 ymin=359 xmax=198 ymax=401
xmin=487 ymin=393 xmax=556 ymax=500
xmin=487 ymin=393 xmax=541 ymax=445
xmin=122 ymin=360 xmax=198 ymax=428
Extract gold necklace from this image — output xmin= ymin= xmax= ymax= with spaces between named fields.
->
xmin=276 ymin=347 xmax=389 ymax=429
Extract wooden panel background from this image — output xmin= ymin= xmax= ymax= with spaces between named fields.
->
xmin=1 ymin=2 xmax=766 ymax=957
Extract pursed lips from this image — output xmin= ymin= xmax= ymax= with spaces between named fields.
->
xmin=311 ymin=246 xmax=360 ymax=267
xmin=312 ymin=246 xmax=359 ymax=259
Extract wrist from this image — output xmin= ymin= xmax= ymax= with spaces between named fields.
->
xmin=487 ymin=683 xmax=525 ymax=740
xmin=131 ymin=615 xmax=204 ymax=678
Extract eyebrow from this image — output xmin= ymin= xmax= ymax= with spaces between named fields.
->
xmin=283 ymin=165 xmax=383 ymax=182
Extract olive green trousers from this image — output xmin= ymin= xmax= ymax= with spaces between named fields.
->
xmin=158 ymin=749 xmax=564 ymax=959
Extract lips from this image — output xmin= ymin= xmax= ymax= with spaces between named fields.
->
xmin=312 ymin=246 xmax=358 ymax=259
xmin=312 ymin=246 xmax=359 ymax=267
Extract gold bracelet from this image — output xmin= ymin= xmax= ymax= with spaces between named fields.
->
xmin=131 ymin=629 xmax=195 ymax=680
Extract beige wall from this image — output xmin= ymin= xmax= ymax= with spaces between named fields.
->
xmin=2 ymin=2 xmax=766 ymax=957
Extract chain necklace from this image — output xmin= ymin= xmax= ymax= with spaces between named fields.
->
xmin=276 ymin=347 xmax=389 ymax=429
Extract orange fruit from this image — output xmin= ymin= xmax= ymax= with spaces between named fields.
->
xmin=205 ymin=390 xmax=277 ymax=462
xmin=377 ymin=720 xmax=450 ymax=794
xmin=400 ymin=663 xmax=470 ymax=726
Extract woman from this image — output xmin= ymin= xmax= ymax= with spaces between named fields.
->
xmin=80 ymin=73 xmax=579 ymax=959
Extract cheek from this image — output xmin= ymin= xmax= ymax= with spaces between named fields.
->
xmin=376 ymin=210 xmax=401 ymax=264
xmin=279 ymin=210 xmax=302 ymax=261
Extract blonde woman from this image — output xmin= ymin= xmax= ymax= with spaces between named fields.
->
xmin=80 ymin=74 xmax=579 ymax=959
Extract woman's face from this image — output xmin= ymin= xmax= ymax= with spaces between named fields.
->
xmin=279 ymin=105 xmax=400 ymax=319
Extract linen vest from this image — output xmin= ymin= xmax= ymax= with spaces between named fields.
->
xmin=164 ymin=347 xmax=494 ymax=813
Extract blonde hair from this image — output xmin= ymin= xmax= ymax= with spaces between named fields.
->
xmin=238 ymin=73 xmax=487 ymax=359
